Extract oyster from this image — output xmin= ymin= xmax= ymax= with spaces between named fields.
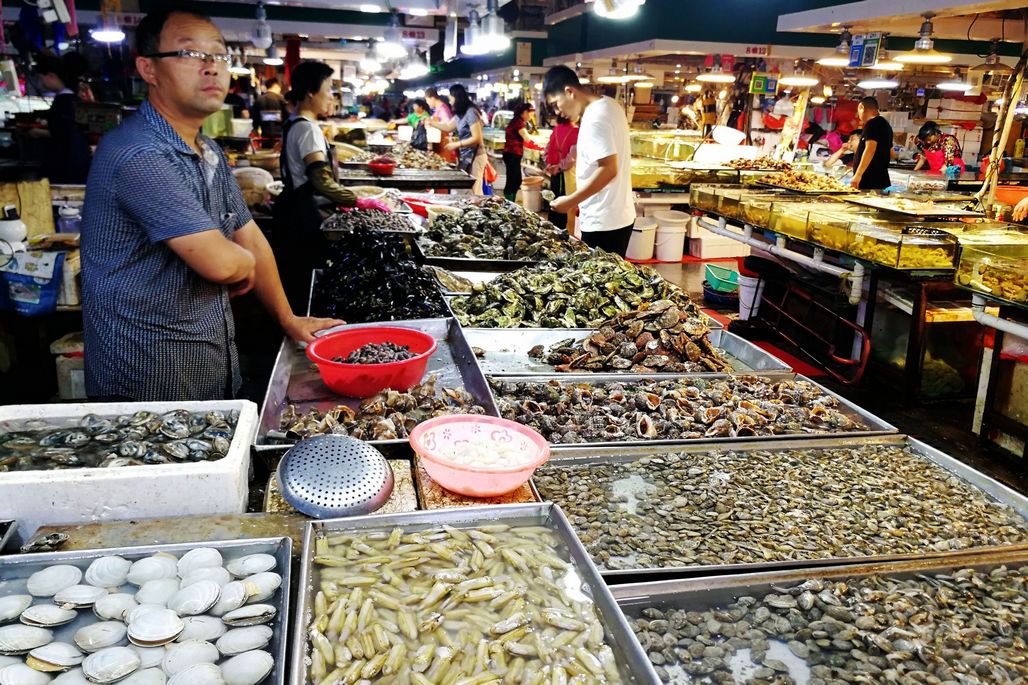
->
xmin=84 ymin=558 xmax=131 ymax=590
xmin=73 ymin=623 xmax=126 ymax=653
xmin=214 ymin=627 xmax=271 ymax=657
xmin=27 ymin=642 xmax=84 ymax=672
xmin=26 ymin=567 xmax=82 ymax=598
xmin=0 ymin=597 xmax=33 ymax=625
xmin=20 ymin=605 xmax=77 ymax=628
xmin=219 ymin=651 xmax=272 ymax=685
xmin=167 ymin=582 xmax=220 ymax=617
xmin=161 ymin=641 xmax=219 ymax=676
xmin=223 ymin=556 xmax=274 ymax=580
xmin=81 ymin=646 xmax=140 ymax=684
xmin=0 ymin=625 xmax=53 ymax=655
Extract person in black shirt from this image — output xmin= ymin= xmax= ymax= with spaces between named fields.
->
xmin=34 ymin=53 xmax=92 ymax=184
xmin=851 ymin=96 xmax=892 ymax=190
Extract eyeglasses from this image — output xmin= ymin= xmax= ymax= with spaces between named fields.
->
xmin=143 ymin=50 xmax=232 ymax=65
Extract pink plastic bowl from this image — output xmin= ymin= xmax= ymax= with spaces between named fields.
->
xmin=306 ymin=327 xmax=438 ymax=398
xmin=409 ymin=415 xmax=550 ymax=498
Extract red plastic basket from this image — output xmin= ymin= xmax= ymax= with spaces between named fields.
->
xmin=306 ymin=327 xmax=438 ymax=398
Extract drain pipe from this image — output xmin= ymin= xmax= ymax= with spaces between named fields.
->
xmin=972 ymin=295 xmax=1028 ymax=339
xmin=699 ymin=216 xmax=865 ymax=305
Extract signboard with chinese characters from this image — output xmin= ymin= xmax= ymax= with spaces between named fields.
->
xmin=516 ymin=41 xmax=532 ymax=66
xmin=743 ymin=45 xmax=771 ymax=57
xmin=749 ymin=72 xmax=779 ymax=95
xmin=848 ymin=32 xmax=881 ymax=68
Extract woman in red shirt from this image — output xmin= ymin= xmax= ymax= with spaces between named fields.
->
xmin=544 ymin=115 xmax=579 ymax=231
xmin=502 ymin=102 xmax=537 ymax=201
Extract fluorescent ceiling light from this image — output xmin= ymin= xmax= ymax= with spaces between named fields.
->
xmin=817 ymin=56 xmax=850 ymax=67
xmin=376 ymin=11 xmax=407 ymax=59
xmin=91 ymin=25 xmax=125 ymax=43
xmin=594 ymin=0 xmax=644 ymax=20
xmin=263 ymin=45 xmax=283 ymax=66
xmin=868 ymin=57 xmax=903 ymax=71
xmin=634 ymin=81 xmax=653 ymax=89
xmin=684 ymin=83 xmax=701 ymax=92
xmin=779 ymin=73 xmax=819 ymax=87
xmin=360 ymin=46 xmax=382 ymax=73
xmin=937 ymin=72 xmax=969 ymax=92
xmin=810 ymin=95 xmax=826 ymax=104
xmin=696 ymin=69 xmax=735 ymax=83
xmin=858 ymin=78 xmax=898 ymax=89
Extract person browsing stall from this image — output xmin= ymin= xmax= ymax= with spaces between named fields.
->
xmin=502 ymin=102 xmax=543 ymax=202
xmin=914 ymin=121 xmax=965 ymax=174
xmin=824 ymin=130 xmax=862 ymax=169
xmin=544 ymin=114 xmax=579 ymax=232
xmin=390 ymin=98 xmax=430 ymax=152
xmin=81 ymin=10 xmax=342 ymax=402
xmin=429 ymin=84 xmax=487 ymax=194
xmin=850 ymin=96 xmax=893 ymax=191
xmin=425 ymin=86 xmax=455 ymax=162
xmin=543 ymin=66 xmax=635 ymax=256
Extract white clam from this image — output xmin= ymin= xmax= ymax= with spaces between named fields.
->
xmin=73 ymin=623 xmax=126 ymax=654
xmin=81 ymin=646 xmax=140 ymax=684
xmin=161 ymin=641 xmax=219 ymax=676
xmin=93 ymin=595 xmax=138 ymax=623
xmin=125 ymin=556 xmax=177 ymax=587
xmin=84 ymin=558 xmax=131 ymax=590
xmin=52 ymin=669 xmax=90 ymax=685
xmin=219 ymin=650 xmax=273 ymax=685
xmin=0 ymin=658 xmax=18 ymax=670
xmin=126 ymin=647 xmax=163 ymax=671
xmin=179 ymin=568 xmax=230 ymax=590
xmin=123 ymin=607 xmax=166 ymax=627
xmin=127 ymin=609 xmax=183 ymax=647
xmin=219 ymin=606 xmax=275 ymax=628
xmin=166 ymin=663 xmax=222 ymax=685
xmin=20 ymin=606 xmax=77 ymax=628
xmin=0 ymin=597 xmax=32 ymax=624
xmin=0 ymin=664 xmax=53 ymax=685
xmin=223 ymin=556 xmax=275 ymax=580
xmin=206 ymin=584 xmax=246 ymax=618
xmin=119 ymin=669 xmax=165 ymax=685
xmin=26 ymin=642 xmax=84 ymax=672
xmin=0 ymin=625 xmax=53 ymax=655
xmin=53 ymin=586 xmax=108 ymax=610
xmin=133 ymin=580 xmax=179 ymax=608
xmin=167 ymin=583 xmax=220 ymax=618
xmin=240 ymin=575 xmax=280 ymax=605
xmin=27 ymin=567 xmax=82 ymax=598
xmin=174 ymin=550 xmax=222 ymax=579
xmin=214 ymin=627 xmax=271 ymax=658
xmin=174 ymin=618 xmax=225 ymax=644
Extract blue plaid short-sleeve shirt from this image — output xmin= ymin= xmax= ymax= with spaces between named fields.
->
xmin=82 ymin=101 xmax=253 ymax=401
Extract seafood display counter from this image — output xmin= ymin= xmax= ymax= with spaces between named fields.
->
xmin=291 ymin=505 xmax=659 ymax=685
xmin=531 ymin=435 xmax=1027 ymax=578
xmin=0 ymin=536 xmax=291 ymax=685
xmin=955 ymin=239 xmax=1028 ymax=308
xmin=612 ymin=551 xmax=1028 ymax=684
xmin=336 ymin=167 xmax=474 ymax=191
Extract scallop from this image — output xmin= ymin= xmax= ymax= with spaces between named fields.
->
xmin=81 ymin=646 xmax=140 ymax=684
xmin=125 ymin=556 xmax=177 ymax=587
xmin=223 ymin=556 xmax=275 ymax=580
xmin=213 ymin=628 xmax=271 ymax=658
xmin=219 ymin=606 xmax=275 ymax=629
xmin=165 ymin=663 xmax=221 ymax=685
xmin=178 ymin=568 xmax=230 ymax=590
xmin=0 ymin=597 xmax=32 ymax=624
xmin=174 ymin=550 xmax=222 ymax=579
xmin=93 ymin=595 xmax=138 ymax=623
xmin=133 ymin=580 xmax=179 ymax=608
xmin=0 ymin=625 xmax=53 ymax=655
xmin=73 ymin=623 xmax=127 ymax=654
xmin=126 ymin=647 xmax=163 ymax=671
xmin=0 ymin=663 xmax=53 ymax=685
xmin=206 ymin=583 xmax=246 ymax=618
xmin=174 ymin=618 xmax=225 ymax=645
xmin=53 ymin=586 xmax=108 ymax=609
xmin=219 ymin=651 xmax=272 ymax=685
xmin=84 ymin=558 xmax=131 ymax=590
xmin=52 ymin=669 xmax=90 ymax=685
xmin=27 ymin=567 xmax=83 ymax=598
xmin=20 ymin=606 xmax=77 ymax=629
xmin=119 ymin=670 xmax=165 ymax=685
xmin=166 ymin=582 xmax=219 ymax=618
xmin=127 ymin=609 xmax=183 ymax=647
xmin=240 ymin=574 xmax=280 ymax=604
xmin=26 ymin=642 xmax=84 ymax=672
xmin=161 ymin=641 xmax=218 ymax=676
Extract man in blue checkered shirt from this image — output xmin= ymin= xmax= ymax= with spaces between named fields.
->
xmin=82 ymin=10 xmax=342 ymax=401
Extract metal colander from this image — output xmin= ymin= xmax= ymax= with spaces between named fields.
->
xmin=276 ymin=435 xmax=394 ymax=518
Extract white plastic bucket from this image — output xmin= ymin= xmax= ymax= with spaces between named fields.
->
xmin=626 ymin=217 xmax=658 ymax=261
xmin=521 ymin=185 xmax=543 ymax=213
xmin=653 ymin=210 xmax=690 ymax=262
xmin=229 ymin=118 xmax=253 ymax=137
xmin=738 ymin=274 xmax=765 ymax=320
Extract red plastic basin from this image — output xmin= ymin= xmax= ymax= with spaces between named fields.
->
xmin=368 ymin=161 xmax=396 ymax=176
xmin=306 ymin=327 xmax=438 ymax=398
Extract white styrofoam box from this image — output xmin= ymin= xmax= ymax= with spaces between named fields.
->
xmin=689 ymin=237 xmax=750 ymax=259
xmin=55 ymin=355 xmax=86 ymax=401
xmin=0 ymin=400 xmax=258 ymax=540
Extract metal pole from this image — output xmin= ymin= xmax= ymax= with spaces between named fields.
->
xmin=978 ymin=47 xmax=1028 ymax=211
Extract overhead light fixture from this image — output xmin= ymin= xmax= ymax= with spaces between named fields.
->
xmin=360 ymin=45 xmax=382 ymax=73
xmin=810 ymin=95 xmax=826 ymax=104
xmin=359 ymin=3 xmax=381 ymax=12
xmin=481 ymin=0 xmax=511 ymax=52
xmin=628 ymin=62 xmax=653 ymax=82
xmin=229 ymin=49 xmax=250 ymax=75
xmin=817 ymin=27 xmax=852 ymax=67
xmin=696 ymin=67 xmax=735 ymax=84
xmin=593 ymin=0 xmax=645 ymax=20
xmin=635 ymin=81 xmax=653 ymax=89
xmin=461 ymin=10 xmax=489 ymax=56
xmin=972 ymin=39 xmax=1013 ymax=74
xmin=868 ymin=52 xmax=903 ymax=71
xmin=91 ymin=21 xmax=125 ymax=43
xmin=251 ymin=1 xmax=273 ymax=50
xmin=858 ymin=77 xmax=898 ymax=90
xmin=937 ymin=69 xmax=970 ymax=92
xmin=684 ymin=82 xmax=701 ymax=93
xmin=399 ymin=50 xmax=429 ymax=80
xmin=596 ymin=60 xmax=629 ymax=84
xmin=779 ymin=62 xmax=819 ymax=87
xmin=377 ymin=11 xmax=407 ymax=59
xmin=263 ymin=45 xmax=283 ymax=66
xmin=895 ymin=14 xmax=952 ymax=64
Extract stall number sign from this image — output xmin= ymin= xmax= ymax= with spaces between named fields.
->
xmin=848 ymin=32 xmax=881 ymax=68
xmin=749 ymin=73 xmax=779 ymax=95
xmin=402 ymin=30 xmax=428 ymax=39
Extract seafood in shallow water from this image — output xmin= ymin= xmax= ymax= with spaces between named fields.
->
xmin=534 ymin=445 xmax=1028 ymax=571
xmin=0 ymin=411 xmax=237 ymax=473
xmin=426 ymin=266 xmax=474 ymax=294
xmin=333 ymin=342 xmax=417 ymax=365
xmin=628 ymin=564 xmax=1028 ymax=684
xmin=305 ymin=524 xmax=628 ymax=685
xmin=452 ymin=251 xmax=699 ymax=328
xmin=279 ymin=374 xmax=486 ymax=441
xmin=492 ymin=375 xmax=868 ymax=443
xmin=321 ymin=208 xmax=415 ymax=234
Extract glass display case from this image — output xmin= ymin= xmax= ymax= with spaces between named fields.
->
xmin=848 ymin=224 xmax=959 ymax=270
xmin=955 ymin=239 xmax=1028 ymax=305
xmin=689 ymin=183 xmax=721 ymax=212
xmin=716 ymin=187 xmax=745 ymax=221
xmin=768 ymin=202 xmax=817 ymax=240
xmin=806 ymin=208 xmax=882 ymax=252
xmin=630 ymin=131 xmax=701 ymax=162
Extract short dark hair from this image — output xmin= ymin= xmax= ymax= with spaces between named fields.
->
xmin=917 ymin=121 xmax=940 ymax=140
xmin=425 ymin=86 xmax=441 ymax=100
xmin=850 ymin=129 xmax=863 ymax=139
xmin=510 ymin=101 xmax=534 ymax=123
xmin=858 ymin=96 xmax=880 ymax=110
xmin=285 ymin=61 xmax=334 ymax=105
xmin=36 ymin=52 xmax=88 ymax=88
xmin=135 ymin=9 xmax=215 ymax=57
xmin=411 ymin=98 xmax=429 ymax=113
xmin=265 ymin=78 xmax=280 ymax=89
xmin=542 ymin=66 xmax=580 ymax=98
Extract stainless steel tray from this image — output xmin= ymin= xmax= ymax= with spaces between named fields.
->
xmin=449 ymin=298 xmax=725 ymax=331
xmin=465 ymin=328 xmax=791 ymax=376
xmin=411 ymin=237 xmax=539 ymax=273
xmin=842 ymin=195 xmax=985 ymax=218
xmin=488 ymin=372 xmax=896 ymax=449
xmin=0 ymin=519 xmax=16 ymax=553
xmin=434 ymin=270 xmax=505 ymax=296
xmin=289 ymin=504 xmax=659 ymax=685
xmin=0 ymin=536 xmax=292 ymax=685
xmin=611 ymin=550 xmax=1028 ymax=684
xmin=256 ymin=318 xmax=499 ymax=448
xmin=322 ymin=212 xmax=420 ymax=237
xmin=532 ymin=434 xmax=1028 ymax=578
xmin=307 ymin=268 xmax=453 ymax=320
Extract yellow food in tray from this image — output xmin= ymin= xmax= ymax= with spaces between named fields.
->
xmin=897 ymin=244 xmax=956 ymax=269
xmin=957 ymin=260 xmax=1028 ymax=303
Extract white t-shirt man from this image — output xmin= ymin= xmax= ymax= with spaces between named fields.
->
xmin=576 ymin=96 xmax=635 ymax=233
